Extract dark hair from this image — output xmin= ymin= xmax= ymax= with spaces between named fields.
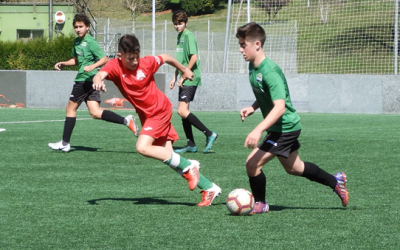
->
xmin=73 ymin=13 xmax=91 ymax=27
xmin=118 ymin=34 xmax=141 ymax=54
xmin=236 ymin=22 xmax=266 ymax=47
xmin=172 ymin=10 xmax=188 ymax=24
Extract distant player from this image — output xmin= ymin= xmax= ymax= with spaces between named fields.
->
xmin=92 ymin=34 xmax=221 ymax=206
xmin=236 ymin=22 xmax=349 ymax=214
xmin=48 ymin=13 xmax=138 ymax=152
xmin=169 ymin=10 xmax=218 ymax=153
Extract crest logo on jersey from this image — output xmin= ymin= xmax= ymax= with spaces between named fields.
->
xmin=81 ymin=42 xmax=87 ymax=48
xmin=136 ymin=70 xmax=146 ymax=81
xmin=256 ymin=73 xmax=263 ymax=83
xmin=154 ymin=56 xmax=161 ymax=65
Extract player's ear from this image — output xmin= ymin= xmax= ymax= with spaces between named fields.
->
xmin=255 ymin=41 xmax=261 ymax=51
xmin=117 ymin=53 xmax=122 ymax=60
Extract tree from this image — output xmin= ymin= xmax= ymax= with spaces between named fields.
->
xmin=123 ymin=0 xmax=142 ymax=34
xmin=255 ymin=0 xmax=291 ymax=22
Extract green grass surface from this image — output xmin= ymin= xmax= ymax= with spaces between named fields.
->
xmin=1 ymin=109 xmax=399 ymax=249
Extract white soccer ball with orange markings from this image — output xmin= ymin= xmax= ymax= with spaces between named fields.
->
xmin=226 ymin=188 xmax=255 ymax=216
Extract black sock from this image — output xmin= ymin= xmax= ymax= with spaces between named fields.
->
xmin=302 ymin=162 xmax=337 ymax=189
xmin=101 ymin=110 xmax=125 ymax=124
xmin=182 ymin=118 xmax=196 ymax=146
xmin=62 ymin=117 xmax=76 ymax=143
xmin=249 ymin=171 xmax=266 ymax=202
xmin=186 ymin=113 xmax=212 ymax=137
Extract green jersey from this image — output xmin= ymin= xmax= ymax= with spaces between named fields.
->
xmin=71 ymin=34 xmax=106 ymax=82
xmin=176 ymin=29 xmax=201 ymax=86
xmin=249 ymin=57 xmax=301 ymax=133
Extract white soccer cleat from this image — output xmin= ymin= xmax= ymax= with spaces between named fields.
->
xmin=125 ymin=115 xmax=139 ymax=137
xmin=48 ymin=140 xmax=70 ymax=152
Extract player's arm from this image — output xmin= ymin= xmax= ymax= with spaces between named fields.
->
xmin=244 ymin=99 xmax=286 ymax=149
xmin=186 ymin=54 xmax=198 ymax=70
xmin=240 ymin=101 xmax=259 ymax=122
xmin=54 ymin=57 xmax=77 ymax=71
xmin=83 ymin=56 xmax=109 ymax=72
xmin=92 ymin=71 xmax=109 ymax=92
xmin=160 ymin=54 xmax=194 ymax=81
xmin=169 ymin=69 xmax=179 ymax=90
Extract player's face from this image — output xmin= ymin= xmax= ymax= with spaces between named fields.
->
xmin=118 ymin=52 xmax=140 ymax=71
xmin=238 ymin=37 xmax=257 ymax=62
xmin=74 ymin=21 xmax=89 ymax=38
xmin=174 ymin=22 xmax=186 ymax=33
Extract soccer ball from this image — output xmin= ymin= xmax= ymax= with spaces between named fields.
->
xmin=226 ymin=188 xmax=255 ymax=216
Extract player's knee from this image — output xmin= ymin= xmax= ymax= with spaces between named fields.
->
xmin=135 ymin=143 xmax=150 ymax=156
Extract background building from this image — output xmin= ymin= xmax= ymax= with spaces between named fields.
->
xmin=0 ymin=2 xmax=75 ymax=42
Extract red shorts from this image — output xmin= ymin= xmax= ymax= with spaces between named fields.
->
xmin=138 ymin=110 xmax=179 ymax=146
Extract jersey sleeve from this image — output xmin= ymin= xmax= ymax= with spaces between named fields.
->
xmin=148 ymin=55 xmax=164 ymax=74
xmin=102 ymin=59 xmax=118 ymax=81
xmin=185 ymin=33 xmax=199 ymax=56
xmin=90 ymin=40 xmax=107 ymax=60
xmin=264 ymin=71 xmax=286 ymax=101
xmin=70 ymin=41 xmax=76 ymax=58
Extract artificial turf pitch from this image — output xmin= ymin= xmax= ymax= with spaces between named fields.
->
xmin=0 ymin=109 xmax=399 ymax=249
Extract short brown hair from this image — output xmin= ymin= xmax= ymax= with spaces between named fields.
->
xmin=236 ymin=22 xmax=266 ymax=47
xmin=73 ymin=13 xmax=91 ymax=27
xmin=118 ymin=34 xmax=141 ymax=54
xmin=172 ymin=10 xmax=188 ymax=24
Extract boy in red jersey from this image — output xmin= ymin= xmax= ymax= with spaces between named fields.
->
xmin=92 ymin=34 xmax=221 ymax=206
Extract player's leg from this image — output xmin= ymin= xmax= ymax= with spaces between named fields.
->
xmin=278 ymin=150 xmax=349 ymax=207
xmin=174 ymin=100 xmax=197 ymax=153
xmin=48 ymin=100 xmax=80 ymax=152
xmin=246 ymin=147 xmax=274 ymax=214
xmin=176 ymin=86 xmax=218 ymax=153
xmin=86 ymin=88 xmax=139 ymax=136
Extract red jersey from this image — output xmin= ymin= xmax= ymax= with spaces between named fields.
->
xmin=102 ymin=55 xmax=172 ymax=119
xmin=101 ymin=55 xmax=178 ymax=145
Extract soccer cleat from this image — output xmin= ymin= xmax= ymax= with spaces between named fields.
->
xmin=48 ymin=140 xmax=70 ymax=152
xmin=174 ymin=145 xmax=198 ymax=153
xmin=250 ymin=201 xmax=269 ymax=214
xmin=125 ymin=115 xmax=139 ymax=137
xmin=197 ymin=183 xmax=221 ymax=207
xmin=203 ymin=131 xmax=218 ymax=153
xmin=334 ymin=172 xmax=349 ymax=207
xmin=182 ymin=160 xmax=200 ymax=191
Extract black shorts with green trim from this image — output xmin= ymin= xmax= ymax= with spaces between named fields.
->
xmin=178 ymin=86 xmax=198 ymax=102
xmin=258 ymin=130 xmax=301 ymax=158
xmin=69 ymin=81 xmax=101 ymax=104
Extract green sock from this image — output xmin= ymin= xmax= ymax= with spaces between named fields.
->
xmin=197 ymin=174 xmax=213 ymax=190
xmin=164 ymin=152 xmax=191 ymax=171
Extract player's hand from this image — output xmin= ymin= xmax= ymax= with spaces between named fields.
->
xmin=244 ymin=129 xmax=262 ymax=149
xmin=83 ymin=65 xmax=94 ymax=72
xmin=93 ymin=81 xmax=107 ymax=92
xmin=177 ymin=78 xmax=184 ymax=88
xmin=240 ymin=106 xmax=255 ymax=122
xmin=181 ymin=68 xmax=194 ymax=81
xmin=169 ymin=80 xmax=176 ymax=90
xmin=54 ymin=62 xmax=62 ymax=71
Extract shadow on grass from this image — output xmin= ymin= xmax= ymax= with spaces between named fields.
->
xmin=269 ymin=205 xmax=346 ymax=211
xmin=71 ymin=145 xmax=135 ymax=154
xmin=87 ymin=197 xmax=196 ymax=206
xmin=172 ymin=146 xmax=216 ymax=154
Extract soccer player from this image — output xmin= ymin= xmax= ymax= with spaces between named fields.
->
xmin=236 ymin=22 xmax=349 ymax=214
xmin=169 ymin=10 xmax=218 ymax=153
xmin=48 ymin=14 xmax=138 ymax=153
xmin=92 ymin=34 xmax=221 ymax=206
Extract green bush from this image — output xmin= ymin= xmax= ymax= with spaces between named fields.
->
xmin=178 ymin=0 xmax=224 ymax=16
xmin=0 ymin=35 xmax=78 ymax=70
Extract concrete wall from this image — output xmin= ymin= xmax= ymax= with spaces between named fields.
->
xmin=1 ymin=70 xmax=400 ymax=114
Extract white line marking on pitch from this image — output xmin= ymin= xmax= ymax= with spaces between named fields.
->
xmin=0 ymin=118 xmax=92 ymax=124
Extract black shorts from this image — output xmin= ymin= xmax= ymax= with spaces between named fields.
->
xmin=178 ymin=86 xmax=198 ymax=102
xmin=69 ymin=81 xmax=101 ymax=104
xmin=258 ymin=130 xmax=301 ymax=158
